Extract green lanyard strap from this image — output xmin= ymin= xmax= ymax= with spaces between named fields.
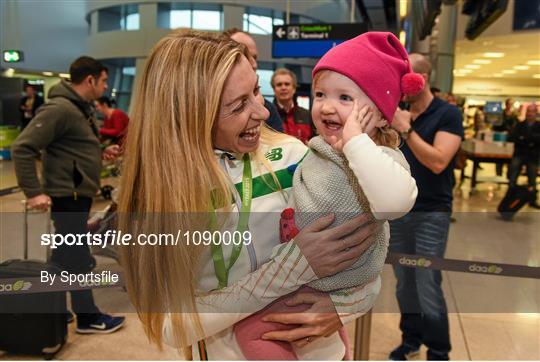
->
xmin=210 ymin=153 xmax=253 ymax=289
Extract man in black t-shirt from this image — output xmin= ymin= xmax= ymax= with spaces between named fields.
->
xmin=388 ymin=54 xmax=464 ymax=361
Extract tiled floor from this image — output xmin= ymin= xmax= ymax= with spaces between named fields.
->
xmin=1 ymin=160 xmax=539 ymax=360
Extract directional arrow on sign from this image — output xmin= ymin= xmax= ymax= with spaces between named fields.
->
xmin=276 ymin=27 xmax=286 ymax=38
xmin=288 ymin=27 xmax=299 ymax=39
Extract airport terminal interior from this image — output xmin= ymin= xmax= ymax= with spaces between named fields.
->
xmin=0 ymin=0 xmax=539 ymax=361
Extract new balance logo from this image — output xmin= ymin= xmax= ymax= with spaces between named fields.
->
xmin=266 ymin=147 xmax=283 ymax=161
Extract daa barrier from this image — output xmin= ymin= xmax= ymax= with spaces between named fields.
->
xmin=386 ymin=252 xmax=540 ymax=279
xmin=1 ymin=251 xmax=538 ymax=359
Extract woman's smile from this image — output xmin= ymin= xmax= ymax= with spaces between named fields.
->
xmin=239 ymin=123 xmax=262 ymax=144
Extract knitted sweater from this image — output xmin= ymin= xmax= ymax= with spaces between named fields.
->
xmin=293 ymin=135 xmax=414 ymax=291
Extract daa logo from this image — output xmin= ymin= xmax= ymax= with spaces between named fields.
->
xmin=0 ymin=280 xmax=32 ymax=293
xmin=399 ymin=257 xmax=432 ymax=268
xmin=468 ymin=264 xmax=502 ymax=274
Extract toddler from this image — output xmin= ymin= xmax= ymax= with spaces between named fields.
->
xmin=234 ymin=32 xmax=422 ymax=360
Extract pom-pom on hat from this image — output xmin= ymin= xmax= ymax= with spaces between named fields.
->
xmin=312 ymin=32 xmax=424 ymax=124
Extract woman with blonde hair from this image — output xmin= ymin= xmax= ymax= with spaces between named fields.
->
xmin=119 ymin=30 xmax=379 ymax=360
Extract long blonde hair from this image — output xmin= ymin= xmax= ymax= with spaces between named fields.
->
xmin=118 ymin=30 xmax=284 ymax=352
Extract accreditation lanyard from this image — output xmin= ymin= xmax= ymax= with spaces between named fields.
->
xmin=210 ymin=153 xmax=252 ymax=289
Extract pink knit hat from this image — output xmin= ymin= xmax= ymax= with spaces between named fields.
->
xmin=312 ymin=32 xmax=424 ymax=123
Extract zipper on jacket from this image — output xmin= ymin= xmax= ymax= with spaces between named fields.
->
xmin=219 ymin=155 xmax=258 ymax=272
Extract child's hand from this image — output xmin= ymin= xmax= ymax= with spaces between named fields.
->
xmin=329 ymin=100 xmax=372 ymax=152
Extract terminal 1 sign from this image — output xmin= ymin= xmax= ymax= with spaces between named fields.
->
xmin=272 ymin=23 xmax=368 ymax=58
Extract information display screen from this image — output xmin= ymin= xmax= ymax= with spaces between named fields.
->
xmin=272 ymin=23 xmax=368 ymax=58
xmin=485 ymin=101 xmax=503 ymax=127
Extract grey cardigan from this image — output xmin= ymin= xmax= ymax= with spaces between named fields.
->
xmin=293 ymin=136 xmax=410 ymax=291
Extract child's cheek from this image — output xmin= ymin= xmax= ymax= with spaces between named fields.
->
xmin=341 ymin=107 xmax=353 ymax=123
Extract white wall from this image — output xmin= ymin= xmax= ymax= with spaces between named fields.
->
xmin=0 ymin=1 xmax=87 ymax=73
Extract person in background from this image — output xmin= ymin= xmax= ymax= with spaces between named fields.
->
xmin=430 ymin=87 xmax=441 ymax=99
xmin=473 ymin=108 xmax=488 ymax=138
xmin=493 ymin=98 xmax=519 ymax=133
xmin=12 ymin=56 xmax=124 ymax=334
xmin=446 ymin=93 xmax=457 ymax=106
xmin=19 ymin=84 xmax=44 ymax=130
xmin=389 ymin=53 xmax=464 ymax=361
xmin=271 ymin=68 xmax=315 ymax=143
xmin=493 ymin=98 xmax=519 ymax=176
xmin=223 ymin=28 xmax=283 ymax=132
xmin=507 ymin=102 xmax=540 ymax=209
xmin=95 ymin=96 xmax=129 ymax=145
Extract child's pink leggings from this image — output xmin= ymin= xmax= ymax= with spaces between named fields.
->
xmin=233 ymin=286 xmax=352 ymax=360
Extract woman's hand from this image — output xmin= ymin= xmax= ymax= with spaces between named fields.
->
xmin=261 ymin=291 xmax=342 ymax=348
xmin=293 ymin=213 xmax=378 ymax=278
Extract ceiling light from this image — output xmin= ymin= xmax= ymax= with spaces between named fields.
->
xmin=533 ymin=74 xmax=540 ymax=79
xmin=513 ymin=65 xmax=530 ymax=70
xmin=465 ymin=64 xmax=481 ymax=69
xmin=399 ymin=0 xmax=408 ymax=18
xmin=473 ymin=59 xmax=492 ymax=64
xmin=502 ymin=70 xmax=516 ymax=74
xmin=59 ymin=73 xmax=70 ymax=78
xmin=526 ymin=60 xmax=540 ymax=65
xmin=458 ymin=69 xmax=473 ymax=73
xmin=493 ymin=74 xmax=503 ymax=77
xmin=42 ymin=71 xmax=53 ymax=76
xmin=483 ymin=52 xmax=505 ymax=58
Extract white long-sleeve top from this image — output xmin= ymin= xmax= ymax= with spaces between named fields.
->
xmin=343 ymin=133 xmax=418 ymax=220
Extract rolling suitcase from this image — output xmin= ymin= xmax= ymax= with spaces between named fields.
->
xmin=497 ymin=185 xmax=532 ymax=221
xmin=0 ymin=202 xmax=67 ymax=360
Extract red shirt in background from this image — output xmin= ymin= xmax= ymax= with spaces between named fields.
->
xmin=99 ymin=109 xmax=129 ymax=141
xmin=282 ymin=110 xmax=313 ymax=144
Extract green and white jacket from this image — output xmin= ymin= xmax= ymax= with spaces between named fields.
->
xmin=163 ymin=135 xmax=412 ymax=360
